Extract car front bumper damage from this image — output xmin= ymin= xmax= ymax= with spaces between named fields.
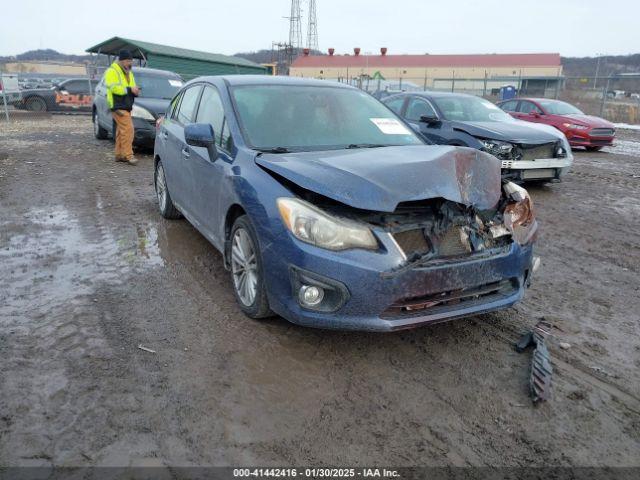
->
xmin=501 ymin=157 xmax=573 ymax=181
xmin=263 ymin=235 xmax=535 ymax=332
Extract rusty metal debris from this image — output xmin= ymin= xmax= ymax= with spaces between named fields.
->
xmin=137 ymin=344 xmax=156 ymax=354
xmin=515 ymin=321 xmax=553 ymax=404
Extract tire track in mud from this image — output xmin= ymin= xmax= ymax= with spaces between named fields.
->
xmin=2 ymin=117 xmax=640 ymax=466
xmin=570 ymin=170 xmax=640 ymax=190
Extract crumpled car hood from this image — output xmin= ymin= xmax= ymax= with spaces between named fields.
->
xmin=256 ymin=145 xmax=501 ymax=212
xmin=451 ymin=120 xmax=561 ymax=144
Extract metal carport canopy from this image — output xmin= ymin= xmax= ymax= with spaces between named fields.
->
xmin=85 ymin=36 xmax=267 ymax=75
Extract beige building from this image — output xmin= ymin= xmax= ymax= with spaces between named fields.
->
xmin=3 ymin=61 xmax=87 ymax=76
xmin=290 ymin=50 xmax=563 ymax=95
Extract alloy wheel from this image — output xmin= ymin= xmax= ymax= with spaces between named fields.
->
xmin=231 ymin=228 xmax=258 ymax=306
xmin=155 ymin=164 xmax=167 ymax=212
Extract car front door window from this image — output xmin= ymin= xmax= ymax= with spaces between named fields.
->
xmin=195 ymin=86 xmax=226 ymax=148
xmin=500 ymin=100 xmax=518 ymax=112
xmin=405 ymin=97 xmax=437 ymax=122
xmin=518 ymin=101 xmax=542 ymax=114
xmin=177 ymin=85 xmax=202 ymax=125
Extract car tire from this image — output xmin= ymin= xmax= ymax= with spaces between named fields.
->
xmin=586 ymin=146 xmax=603 ymax=152
xmin=24 ymin=96 xmax=47 ymax=112
xmin=93 ymin=111 xmax=108 ymax=139
xmin=229 ymin=215 xmax=271 ymax=319
xmin=154 ymin=160 xmax=182 ymax=220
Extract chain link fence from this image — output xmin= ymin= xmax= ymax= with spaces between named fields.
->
xmin=0 ymin=63 xmax=99 ymax=123
xmin=334 ymin=74 xmax=640 ymax=124
xmin=0 ymin=55 xmax=179 ymax=124
xmin=3 ymin=59 xmax=640 ymax=126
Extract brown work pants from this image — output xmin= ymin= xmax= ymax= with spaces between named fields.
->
xmin=112 ymin=110 xmax=134 ymax=160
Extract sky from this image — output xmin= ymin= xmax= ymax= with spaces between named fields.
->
xmin=1 ymin=0 xmax=639 ymax=58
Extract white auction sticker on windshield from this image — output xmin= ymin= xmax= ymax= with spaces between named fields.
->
xmin=169 ymin=80 xmax=183 ymax=87
xmin=370 ymin=118 xmax=411 ymax=135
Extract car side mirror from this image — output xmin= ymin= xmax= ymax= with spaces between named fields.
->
xmin=529 ymin=111 xmax=541 ymax=117
xmin=185 ymin=123 xmax=218 ymax=160
xmin=419 ymin=114 xmax=439 ymax=124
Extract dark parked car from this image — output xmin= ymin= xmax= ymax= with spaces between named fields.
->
xmin=383 ymin=92 xmax=573 ymax=182
xmin=497 ymin=98 xmax=615 ymax=151
xmin=92 ymin=67 xmax=183 ymax=147
xmin=153 ymin=76 xmax=539 ymax=331
xmin=17 ymin=78 xmax=98 ymax=112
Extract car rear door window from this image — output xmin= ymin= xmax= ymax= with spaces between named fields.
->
xmin=169 ymin=92 xmax=183 ymax=120
xmin=500 ymin=100 xmax=518 ymax=112
xmin=176 ymin=85 xmax=202 ymax=125
xmin=518 ymin=101 xmax=542 ymax=114
xmin=196 ymin=86 xmax=225 ymax=141
xmin=405 ymin=97 xmax=437 ymax=121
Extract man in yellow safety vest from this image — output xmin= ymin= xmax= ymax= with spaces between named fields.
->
xmin=105 ymin=50 xmax=140 ymax=165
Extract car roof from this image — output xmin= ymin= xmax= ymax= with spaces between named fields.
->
xmin=187 ymin=75 xmax=354 ymax=89
xmin=132 ymin=66 xmax=181 ymax=78
xmin=388 ymin=91 xmax=481 ymax=100
xmin=501 ymin=97 xmax=562 ymax=103
xmin=59 ymin=78 xmax=98 ymax=83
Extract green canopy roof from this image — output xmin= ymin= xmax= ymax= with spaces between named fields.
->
xmin=86 ymin=36 xmax=262 ymax=69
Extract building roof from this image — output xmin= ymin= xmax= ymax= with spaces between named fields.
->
xmin=86 ymin=36 xmax=263 ymax=69
xmin=291 ymin=53 xmax=562 ymax=69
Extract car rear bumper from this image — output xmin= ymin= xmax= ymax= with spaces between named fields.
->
xmin=263 ymin=235 xmax=535 ymax=332
xmin=501 ymin=157 xmax=572 ymax=181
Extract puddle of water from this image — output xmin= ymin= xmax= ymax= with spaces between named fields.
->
xmin=0 ymin=206 xmax=164 ymax=317
xmin=603 ymin=139 xmax=640 ymax=158
xmin=610 ymin=197 xmax=640 ymax=215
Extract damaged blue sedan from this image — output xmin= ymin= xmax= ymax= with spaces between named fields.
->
xmin=154 ymin=76 xmax=539 ymax=331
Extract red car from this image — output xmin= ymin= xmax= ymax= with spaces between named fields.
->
xmin=497 ymin=98 xmax=615 ymax=151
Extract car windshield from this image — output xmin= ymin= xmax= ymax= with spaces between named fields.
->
xmin=537 ymin=100 xmax=583 ymax=115
xmin=231 ymin=84 xmax=422 ymax=151
xmin=432 ymin=95 xmax=514 ymax=122
xmin=136 ymin=74 xmax=183 ymax=100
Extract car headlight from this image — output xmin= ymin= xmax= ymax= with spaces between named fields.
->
xmin=562 ymin=123 xmax=589 ymax=130
xmin=479 ymin=139 xmax=514 ymax=158
xmin=131 ymin=104 xmax=155 ymax=121
xmin=277 ymin=198 xmax=378 ymax=251
xmin=502 ymin=182 xmax=537 ymax=245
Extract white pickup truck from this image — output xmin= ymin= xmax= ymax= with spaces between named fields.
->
xmin=0 ymin=73 xmax=22 ymax=105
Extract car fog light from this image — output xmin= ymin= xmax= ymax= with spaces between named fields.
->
xmin=299 ymin=285 xmax=324 ymax=306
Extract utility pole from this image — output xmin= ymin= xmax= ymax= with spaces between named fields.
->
xmin=594 ymin=53 xmax=603 ymax=89
xmin=306 ymin=0 xmax=318 ymax=52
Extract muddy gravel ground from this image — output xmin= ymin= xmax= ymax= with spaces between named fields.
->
xmin=1 ymin=116 xmax=639 ymax=469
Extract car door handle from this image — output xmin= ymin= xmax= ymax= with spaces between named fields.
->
xmin=159 ymin=131 xmax=168 ymax=139
xmin=181 ymin=147 xmax=190 ymax=158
